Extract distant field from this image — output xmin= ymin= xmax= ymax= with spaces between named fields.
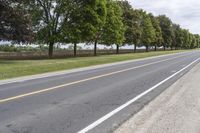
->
xmin=0 ymin=50 xmax=191 ymax=80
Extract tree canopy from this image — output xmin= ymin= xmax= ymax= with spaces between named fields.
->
xmin=149 ymin=14 xmax=163 ymax=51
xmin=141 ymin=12 xmax=156 ymax=52
xmin=0 ymin=0 xmax=33 ymax=42
xmin=157 ymin=15 xmax=174 ymax=50
xmin=1 ymin=0 xmax=199 ymax=57
xmin=101 ymin=0 xmax=125 ymax=54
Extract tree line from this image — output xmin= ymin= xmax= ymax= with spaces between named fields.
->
xmin=1 ymin=0 xmax=200 ymax=58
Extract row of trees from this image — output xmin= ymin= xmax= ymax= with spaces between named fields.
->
xmin=119 ymin=1 xmax=200 ymax=52
xmin=1 ymin=0 xmax=200 ymax=58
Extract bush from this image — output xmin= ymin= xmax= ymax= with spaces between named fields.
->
xmin=0 ymin=45 xmax=18 ymax=52
xmin=0 ymin=44 xmax=48 ymax=52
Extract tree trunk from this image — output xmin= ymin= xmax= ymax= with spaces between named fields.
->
xmin=94 ymin=40 xmax=97 ymax=56
xmin=155 ymin=45 xmax=157 ymax=51
xmin=164 ymin=45 xmax=166 ymax=51
xmin=48 ymin=42 xmax=54 ymax=58
xmin=134 ymin=44 xmax=137 ymax=53
xmin=74 ymin=43 xmax=77 ymax=57
xmin=171 ymin=46 xmax=173 ymax=50
xmin=116 ymin=44 xmax=119 ymax=54
xmin=146 ymin=45 xmax=149 ymax=52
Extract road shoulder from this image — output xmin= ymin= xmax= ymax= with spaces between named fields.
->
xmin=115 ymin=62 xmax=200 ymax=133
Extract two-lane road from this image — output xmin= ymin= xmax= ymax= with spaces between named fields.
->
xmin=0 ymin=51 xmax=200 ymax=133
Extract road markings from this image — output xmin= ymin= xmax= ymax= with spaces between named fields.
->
xmin=0 ymin=55 xmax=188 ymax=104
xmin=78 ymin=57 xmax=200 ymax=133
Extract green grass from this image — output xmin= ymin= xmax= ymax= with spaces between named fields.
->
xmin=0 ymin=50 xmax=191 ymax=80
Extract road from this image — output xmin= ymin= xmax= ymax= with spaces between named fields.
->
xmin=115 ymin=55 xmax=200 ymax=133
xmin=0 ymin=51 xmax=200 ymax=133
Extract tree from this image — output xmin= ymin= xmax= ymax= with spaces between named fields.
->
xmin=88 ymin=0 xmax=107 ymax=56
xmin=195 ymin=34 xmax=200 ymax=48
xmin=117 ymin=0 xmax=132 ymax=45
xmin=191 ymin=34 xmax=197 ymax=49
xmin=101 ymin=0 xmax=125 ymax=54
xmin=141 ymin=12 xmax=156 ymax=52
xmin=188 ymin=33 xmax=194 ymax=49
xmin=0 ymin=0 xmax=33 ymax=42
xmin=182 ymin=29 xmax=190 ymax=49
xmin=157 ymin=15 xmax=173 ymax=50
xmin=64 ymin=0 xmax=107 ymax=56
xmin=149 ymin=14 xmax=163 ymax=51
xmin=81 ymin=0 xmax=107 ymax=56
xmin=118 ymin=1 xmax=142 ymax=52
xmin=26 ymin=0 xmax=73 ymax=58
xmin=132 ymin=9 xmax=142 ymax=52
xmin=61 ymin=0 xmax=84 ymax=57
xmin=172 ymin=24 xmax=184 ymax=49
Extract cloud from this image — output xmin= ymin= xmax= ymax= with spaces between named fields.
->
xmin=128 ymin=0 xmax=200 ymax=34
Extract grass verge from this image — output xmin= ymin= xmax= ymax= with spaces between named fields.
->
xmin=0 ymin=50 xmax=191 ymax=80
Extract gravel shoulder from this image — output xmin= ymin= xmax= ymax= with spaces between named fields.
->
xmin=115 ymin=62 xmax=200 ymax=133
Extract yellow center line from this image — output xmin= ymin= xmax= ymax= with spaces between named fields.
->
xmin=0 ymin=54 xmax=187 ymax=103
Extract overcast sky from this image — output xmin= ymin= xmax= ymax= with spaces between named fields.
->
xmin=128 ymin=0 xmax=200 ymax=34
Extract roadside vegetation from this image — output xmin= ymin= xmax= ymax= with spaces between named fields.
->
xmin=0 ymin=44 xmax=48 ymax=52
xmin=1 ymin=0 xmax=200 ymax=57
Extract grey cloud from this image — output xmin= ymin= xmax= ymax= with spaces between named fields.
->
xmin=129 ymin=0 xmax=200 ymax=34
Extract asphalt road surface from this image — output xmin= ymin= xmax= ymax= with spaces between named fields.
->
xmin=0 ymin=51 xmax=200 ymax=133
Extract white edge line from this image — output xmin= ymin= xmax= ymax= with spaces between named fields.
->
xmin=78 ymin=57 xmax=200 ymax=133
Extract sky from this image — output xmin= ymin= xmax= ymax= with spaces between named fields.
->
xmin=128 ymin=0 xmax=200 ymax=34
